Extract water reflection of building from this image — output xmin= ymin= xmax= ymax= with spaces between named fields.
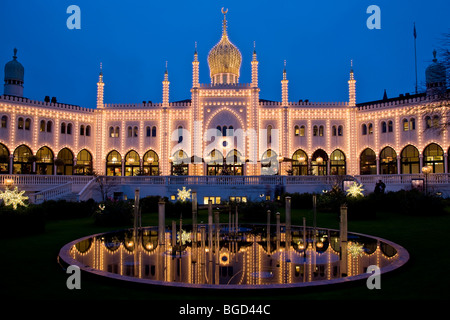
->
xmin=69 ymin=226 xmax=399 ymax=287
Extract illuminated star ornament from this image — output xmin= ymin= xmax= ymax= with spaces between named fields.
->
xmin=0 ymin=186 xmax=29 ymax=210
xmin=177 ymin=186 xmax=191 ymax=202
xmin=346 ymin=182 xmax=365 ymax=198
xmin=348 ymin=242 xmax=365 ymax=258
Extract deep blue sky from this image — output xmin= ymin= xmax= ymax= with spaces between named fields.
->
xmin=1 ymin=0 xmax=449 ymax=108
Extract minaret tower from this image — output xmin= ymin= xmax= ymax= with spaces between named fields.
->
xmin=281 ymin=60 xmax=289 ymax=106
xmin=348 ymin=60 xmax=356 ymax=107
xmin=4 ymin=48 xmax=24 ymax=97
xmin=193 ymin=42 xmax=199 ymax=88
xmin=251 ymin=41 xmax=258 ymax=88
xmin=96 ymin=63 xmax=104 ymax=109
xmin=162 ymin=61 xmax=170 ymax=107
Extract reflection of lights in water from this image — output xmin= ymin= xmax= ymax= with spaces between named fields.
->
xmin=177 ymin=230 xmax=191 ymax=245
xmin=145 ymin=243 xmax=153 ymax=250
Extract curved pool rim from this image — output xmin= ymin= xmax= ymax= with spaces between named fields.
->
xmin=58 ymin=225 xmax=410 ymax=290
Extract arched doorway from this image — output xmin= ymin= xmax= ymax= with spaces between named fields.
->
xmin=143 ymin=150 xmax=159 ymax=176
xmin=76 ymin=149 xmax=93 ymax=175
xmin=379 ymin=147 xmax=397 ymax=174
xmin=106 ymin=150 xmax=122 ymax=176
xmin=360 ymin=148 xmax=376 ymax=175
xmin=36 ymin=146 xmax=54 ymax=175
xmin=206 ymin=149 xmax=224 ymax=176
xmin=56 ymin=148 xmax=74 ymax=175
xmin=292 ymin=149 xmax=308 ymax=175
xmin=0 ymin=143 xmax=10 ymax=174
xmin=225 ymin=149 xmax=243 ymax=175
xmin=330 ymin=149 xmax=346 ymax=175
xmin=124 ymin=150 xmax=140 ymax=176
xmin=171 ymin=150 xmax=189 ymax=176
xmin=261 ymin=149 xmax=278 ymax=175
xmin=311 ymin=149 xmax=328 ymax=176
xmin=401 ymin=145 xmax=419 ymax=174
xmin=423 ymin=143 xmax=444 ymax=173
xmin=13 ymin=145 xmax=33 ymax=174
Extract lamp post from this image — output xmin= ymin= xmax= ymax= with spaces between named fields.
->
xmin=422 ymin=165 xmax=432 ymax=194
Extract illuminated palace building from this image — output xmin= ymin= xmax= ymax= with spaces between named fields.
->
xmin=1 ymin=11 xmax=450 ymax=202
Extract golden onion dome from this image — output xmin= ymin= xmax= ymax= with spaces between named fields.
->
xmin=207 ymin=9 xmax=242 ymax=79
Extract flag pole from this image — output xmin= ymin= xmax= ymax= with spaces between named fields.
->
xmin=414 ymin=22 xmax=418 ymax=94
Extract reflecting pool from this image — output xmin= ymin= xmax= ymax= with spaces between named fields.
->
xmin=59 ymin=224 xmax=409 ymax=289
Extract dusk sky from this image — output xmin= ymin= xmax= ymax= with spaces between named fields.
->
xmin=1 ymin=0 xmax=449 ymax=108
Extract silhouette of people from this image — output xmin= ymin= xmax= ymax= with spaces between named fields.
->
xmin=374 ymin=180 xmax=386 ymax=194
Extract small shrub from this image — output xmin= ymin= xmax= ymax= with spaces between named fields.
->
xmin=93 ymin=199 xmax=134 ymax=227
xmin=0 ymin=204 xmax=45 ymax=238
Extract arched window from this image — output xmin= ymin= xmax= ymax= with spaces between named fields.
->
xmin=40 ymin=120 xmax=45 ymax=132
xmin=125 ymin=150 xmax=140 ymax=176
xmin=292 ymin=149 xmax=308 ymax=176
xmin=362 ymin=124 xmax=367 ymax=135
xmin=360 ymin=148 xmax=376 ymax=175
xmin=46 ymin=121 xmax=52 ymax=133
xmin=300 ymin=125 xmax=305 ymax=137
xmin=403 ymin=119 xmax=409 ymax=131
xmin=319 ymin=125 xmax=324 ymax=137
xmin=432 ymin=115 xmax=440 ymax=128
xmin=13 ymin=145 xmax=33 ymax=174
xmin=106 ymin=150 xmax=122 ymax=176
xmin=332 ymin=125 xmax=337 ymax=136
xmin=381 ymin=121 xmax=387 ymax=133
xmin=56 ymin=148 xmax=74 ymax=175
xmin=338 ymin=125 xmax=343 ymax=136
xmin=401 ymin=145 xmax=420 ymax=174
xmin=146 ymin=126 xmax=151 ymax=137
xmin=86 ymin=125 xmax=91 ymax=136
xmin=80 ymin=125 xmax=85 ymax=136
xmin=127 ymin=126 xmax=132 ymax=137
xmin=109 ymin=127 xmax=114 ymax=137
xmin=115 ymin=126 xmax=120 ymax=137
xmin=1 ymin=115 xmax=7 ymax=128
xmin=61 ymin=122 xmax=66 ymax=134
xmin=36 ymin=146 xmax=54 ymax=175
xmin=409 ymin=118 xmax=415 ymax=131
xmin=330 ymin=149 xmax=346 ymax=175
xmin=18 ymin=117 xmax=24 ymax=130
xmin=423 ymin=143 xmax=444 ymax=173
xmin=311 ymin=149 xmax=328 ymax=176
xmin=151 ymin=126 xmax=156 ymax=137
xmin=425 ymin=116 xmax=432 ymax=129
xmin=67 ymin=123 xmax=72 ymax=135
xmin=216 ymin=126 xmax=222 ymax=136
xmin=225 ymin=149 xmax=243 ymax=175
xmin=222 ymin=126 xmax=227 ymax=137
xmin=267 ymin=125 xmax=272 ymax=144
xmin=171 ymin=150 xmax=189 ymax=175
xmin=76 ymin=149 xmax=93 ymax=175
xmin=294 ymin=125 xmax=300 ymax=136
xmin=0 ymin=143 xmax=10 ymax=174
xmin=228 ymin=126 xmax=234 ymax=136
xmin=379 ymin=147 xmax=397 ymax=174
xmin=25 ymin=118 xmax=31 ymax=130
xmin=261 ymin=149 xmax=278 ymax=175
xmin=368 ymin=123 xmax=373 ymax=135
xmin=178 ymin=126 xmax=183 ymax=143
xmin=133 ymin=126 xmax=138 ymax=137
xmin=313 ymin=125 xmax=318 ymax=136
xmin=206 ymin=149 xmax=224 ymax=176
xmin=143 ymin=150 xmax=159 ymax=176
xmin=388 ymin=120 xmax=393 ymax=132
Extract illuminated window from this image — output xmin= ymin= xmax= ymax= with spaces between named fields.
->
xmin=338 ymin=125 xmax=343 ymax=136
xmin=319 ymin=125 xmax=324 ymax=136
xmin=170 ymin=195 xmax=176 ymax=200
xmin=18 ymin=117 xmax=24 ymax=130
xmin=332 ymin=125 xmax=337 ymax=136
xmin=203 ymin=196 xmax=220 ymax=205
xmin=403 ymin=119 xmax=409 ymax=131
xmin=300 ymin=125 xmax=305 ymax=136
xmin=409 ymin=118 xmax=415 ymax=131
xmin=25 ymin=118 xmax=31 ymax=130
xmin=1 ymin=115 xmax=7 ymax=128
xmin=40 ymin=120 xmax=45 ymax=132
xmin=368 ymin=123 xmax=373 ymax=135
xmin=294 ymin=125 xmax=300 ymax=136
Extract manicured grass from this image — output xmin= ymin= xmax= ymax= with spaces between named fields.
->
xmin=1 ymin=206 xmax=450 ymax=302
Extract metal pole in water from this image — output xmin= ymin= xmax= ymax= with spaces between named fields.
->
xmin=158 ymin=199 xmax=165 ymax=245
xmin=267 ymin=210 xmax=271 ymax=255
xmin=340 ymin=205 xmax=348 ymax=277
xmin=276 ymin=212 xmax=281 ymax=251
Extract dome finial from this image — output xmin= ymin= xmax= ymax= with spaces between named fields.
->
xmin=221 ymin=8 xmax=228 ymax=36
xmin=433 ymin=49 xmax=437 ymax=62
xmin=13 ymin=48 xmax=17 ymax=60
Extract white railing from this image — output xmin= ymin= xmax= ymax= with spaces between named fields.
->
xmin=0 ymin=175 xmax=93 ymax=186
xmin=355 ymin=173 xmax=450 ymax=185
xmin=30 ymin=182 xmax=73 ymax=204
xmin=77 ymin=177 xmax=97 ymax=202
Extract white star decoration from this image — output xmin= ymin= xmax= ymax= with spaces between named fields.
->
xmin=0 ymin=186 xmax=29 ymax=210
xmin=177 ymin=186 xmax=191 ymax=202
xmin=348 ymin=241 xmax=365 ymax=258
xmin=346 ymin=182 xmax=364 ymax=198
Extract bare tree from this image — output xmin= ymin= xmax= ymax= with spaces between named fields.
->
xmin=92 ymin=170 xmax=120 ymax=202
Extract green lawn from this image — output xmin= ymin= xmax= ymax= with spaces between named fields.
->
xmin=1 ymin=205 xmax=449 ymax=302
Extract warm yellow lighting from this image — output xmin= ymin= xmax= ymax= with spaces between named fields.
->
xmin=0 ymin=186 xmax=28 ymax=210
